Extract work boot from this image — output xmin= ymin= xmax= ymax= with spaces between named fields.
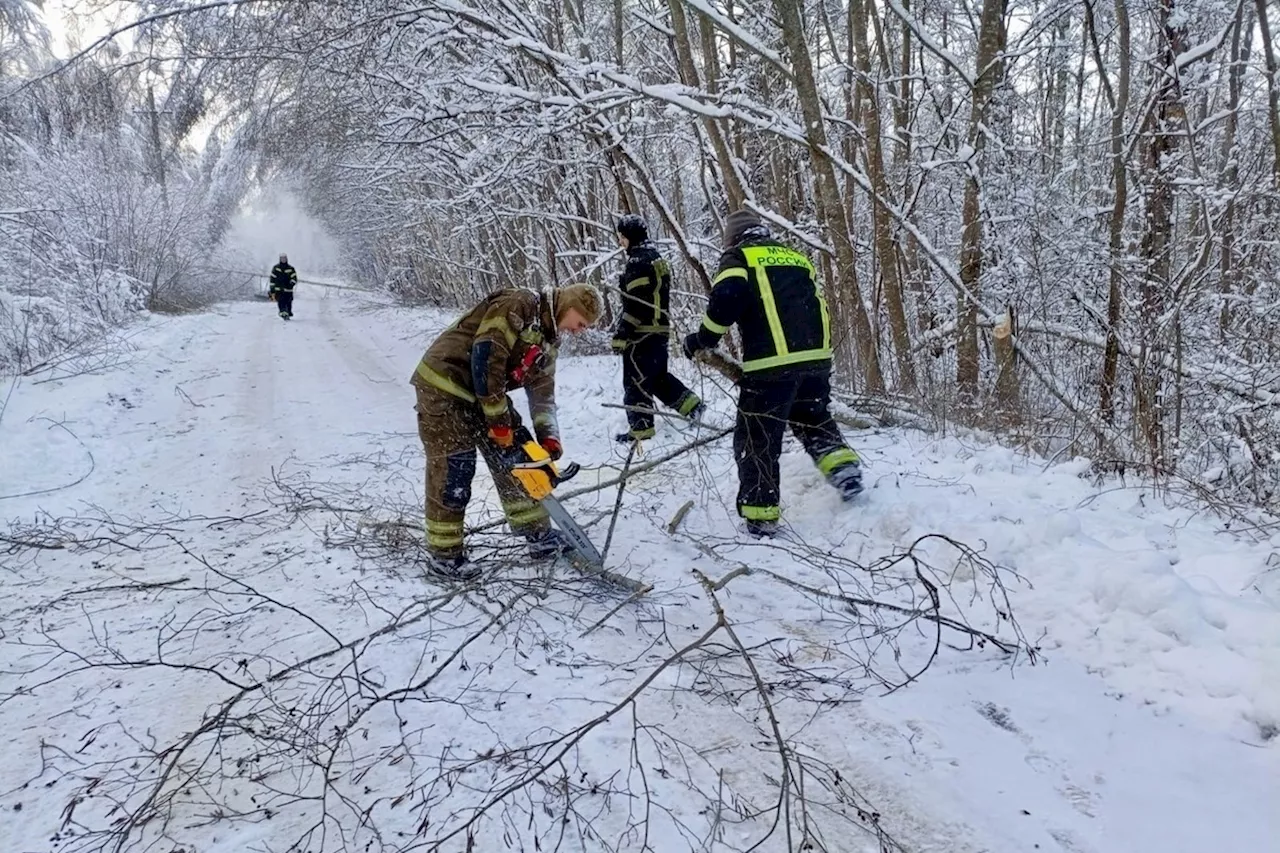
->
xmin=425 ymin=551 xmax=480 ymax=580
xmin=526 ymin=528 xmax=574 ymax=560
xmin=742 ymin=519 xmax=780 ymax=540
xmin=615 ymin=428 xmax=654 ymax=444
xmin=829 ymin=464 xmax=864 ymax=502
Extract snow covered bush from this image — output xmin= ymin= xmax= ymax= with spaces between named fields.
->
xmin=0 ymin=42 xmax=254 ymax=373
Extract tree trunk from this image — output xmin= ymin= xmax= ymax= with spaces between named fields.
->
xmin=993 ymin=307 xmax=1019 ymax=419
xmin=1255 ymin=0 xmax=1280 ymax=185
xmin=1135 ymin=0 xmax=1188 ymax=467
xmin=956 ymin=0 xmax=1006 ymax=399
xmin=851 ymin=0 xmax=916 ymax=392
xmin=1099 ymin=0 xmax=1130 ymax=423
xmin=774 ymin=0 xmax=884 ymax=392
xmin=1219 ymin=1 xmax=1247 ymax=340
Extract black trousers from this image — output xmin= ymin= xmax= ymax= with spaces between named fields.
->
xmin=622 ymin=334 xmax=698 ymax=434
xmin=734 ymin=370 xmax=854 ymax=521
xmin=276 ymin=291 xmax=294 ymax=316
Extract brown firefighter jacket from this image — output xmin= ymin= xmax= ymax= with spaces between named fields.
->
xmin=410 ymin=288 xmax=560 ymax=440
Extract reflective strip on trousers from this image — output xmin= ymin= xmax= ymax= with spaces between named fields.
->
xmin=503 ymin=500 xmax=548 ymax=529
xmin=817 ymin=447 xmax=860 ymax=476
xmin=426 ymin=519 xmax=465 ymax=550
xmin=740 ymin=504 xmax=780 ymax=521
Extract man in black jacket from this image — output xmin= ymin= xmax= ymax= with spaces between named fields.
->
xmin=269 ymin=254 xmax=298 ymax=320
xmin=682 ymin=209 xmax=863 ymax=537
xmin=611 ymin=215 xmax=704 ymax=443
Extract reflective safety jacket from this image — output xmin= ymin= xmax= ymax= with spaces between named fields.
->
xmin=692 ymin=239 xmax=832 ymax=375
xmin=613 ymin=242 xmax=671 ymax=342
xmin=269 ymin=263 xmax=297 ymax=293
xmin=410 ymin=289 xmax=560 ymax=439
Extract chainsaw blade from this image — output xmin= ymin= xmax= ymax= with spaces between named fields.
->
xmin=541 ymin=495 xmax=604 ymax=569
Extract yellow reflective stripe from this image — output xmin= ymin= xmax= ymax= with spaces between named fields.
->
xmin=741 ymin=349 xmax=832 ymax=372
xmin=622 ymin=313 xmax=644 ymax=326
xmin=741 ymin=504 xmax=780 ymax=521
xmin=425 ymin=520 xmax=465 ymax=548
xmin=623 ymin=277 xmax=648 ymax=291
xmin=741 ymin=250 xmax=788 ymax=359
xmin=416 ymin=362 xmax=476 ymax=402
xmin=650 ymin=267 xmax=662 ymax=325
xmin=477 ymin=316 xmax=517 ymax=347
xmin=532 ymin=411 xmax=556 ymax=429
xmin=819 ymin=289 xmax=831 ymax=351
xmin=713 ymin=267 xmax=748 ymax=285
xmin=481 ymin=397 xmax=509 ymax=417
xmin=701 ymin=315 xmax=729 ymax=334
xmin=817 ymin=448 xmax=860 ymax=475
xmin=635 ymin=325 xmax=669 ymax=333
xmin=813 ymin=265 xmax=831 ymax=351
xmin=519 ymin=328 xmax=543 ymax=344
xmin=505 ymin=505 xmax=548 ymax=526
xmin=427 ymin=519 xmax=464 ymax=534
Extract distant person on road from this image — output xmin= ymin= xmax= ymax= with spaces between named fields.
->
xmin=269 ymin=254 xmax=298 ymax=320
xmin=409 ymin=283 xmax=603 ymax=576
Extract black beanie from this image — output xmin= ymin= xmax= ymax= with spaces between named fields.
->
xmin=616 ymin=214 xmax=648 ymax=245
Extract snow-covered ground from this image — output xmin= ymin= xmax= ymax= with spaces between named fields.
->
xmin=2 ymin=293 xmax=1277 ymax=853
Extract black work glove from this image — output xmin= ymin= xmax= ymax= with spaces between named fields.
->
xmin=682 ymin=332 xmax=705 ymax=360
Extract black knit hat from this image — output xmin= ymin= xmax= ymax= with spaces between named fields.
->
xmin=723 ymin=209 xmax=771 ymax=248
xmin=616 ymin=214 xmax=648 ymax=245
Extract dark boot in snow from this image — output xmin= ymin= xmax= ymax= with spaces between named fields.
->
xmin=680 ymin=402 xmax=710 ymax=428
xmin=425 ymin=551 xmax=479 ymax=580
xmin=829 ymin=464 xmax=864 ymax=502
xmin=526 ymin=528 xmax=573 ymax=561
xmin=742 ymin=519 xmax=780 ymax=540
xmin=615 ymin=428 xmax=654 ymax=444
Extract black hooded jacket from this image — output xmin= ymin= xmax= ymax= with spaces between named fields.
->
xmin=613 ymin=242 xmax=671 ymax=342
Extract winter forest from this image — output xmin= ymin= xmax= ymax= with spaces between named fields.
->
xmin=2 ymin=1 xmax=1279 ymax=852
xmin=3 ymin=0 xmax=1280 ymax=495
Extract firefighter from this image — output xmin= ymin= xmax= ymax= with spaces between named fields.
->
xmin=681 ymin=209 xmax=863 ymax=538
xmin=269 ymin=253 xmax=298 ymax=320
xmin=410 ymin=283 xmax=603 ymax=573
xmin=611 ymin=215 xmax=705 ymax=443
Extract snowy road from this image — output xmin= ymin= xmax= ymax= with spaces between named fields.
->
xmin=2 ymin=295 xmax=1277 ymax=853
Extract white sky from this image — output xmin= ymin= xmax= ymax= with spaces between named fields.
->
xmin=39 ymin=0 xmax=129 ymax=59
